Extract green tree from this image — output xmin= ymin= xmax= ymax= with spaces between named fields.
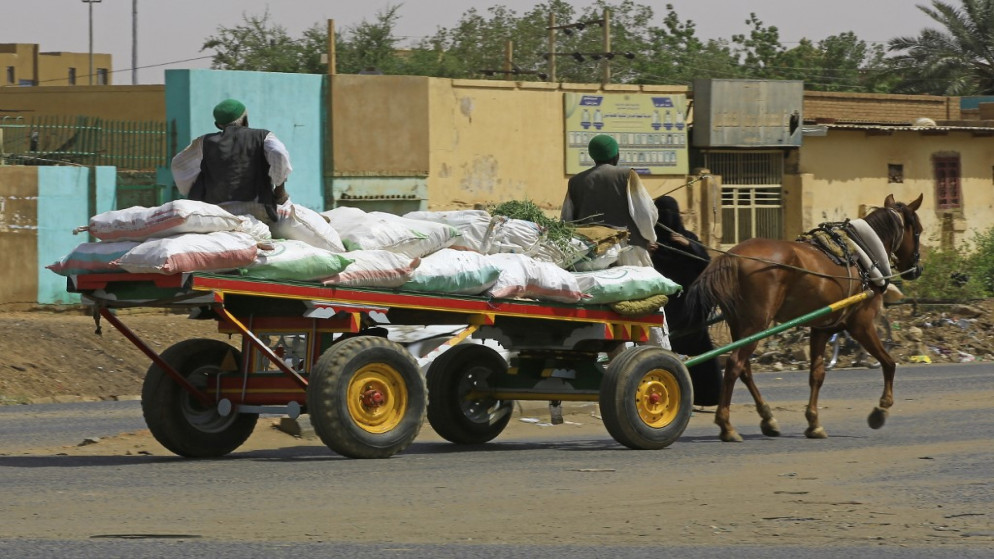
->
xmin=887 ymin=0 xmax=994 ymax=95
xmin=201 ymin=11 xmax=312 ymax=72
xmin=635 ymin=4 xmax=740 ymax=85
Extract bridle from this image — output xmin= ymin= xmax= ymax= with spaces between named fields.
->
xmin=889 ymin=206 xmax=922 ymax=280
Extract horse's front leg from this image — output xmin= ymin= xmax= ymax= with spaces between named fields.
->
xmin=715 ymin=342 xmax=759 ymax=442
xmin=805 ymin=328 xmax=833 ymax=438
xmin=847 ymin=316 xmax=897 ymax=429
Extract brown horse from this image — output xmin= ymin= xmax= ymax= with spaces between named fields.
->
xmin=687 ymin=194 xmax=924 ymax=442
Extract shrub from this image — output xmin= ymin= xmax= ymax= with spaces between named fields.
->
xmin=966 ymin=226 xmax=994 ymax=297
xmin=902 ymin=234 xmax=987 ymax=300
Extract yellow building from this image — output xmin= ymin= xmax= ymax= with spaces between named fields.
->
xmin=1 ymin=43 xmax=112 ymax=87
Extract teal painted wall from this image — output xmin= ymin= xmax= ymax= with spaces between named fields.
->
xmin=163 ymin=69 xmax=326 ymax=211
xmin=36 ymin=166 xmax=116 ymax=305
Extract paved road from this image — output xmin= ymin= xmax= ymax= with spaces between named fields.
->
xmin=1 ymin=363 xmax=991 ymax=558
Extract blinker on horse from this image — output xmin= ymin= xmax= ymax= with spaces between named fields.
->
xmin=687 ymin=194 xmax=924 ymax=442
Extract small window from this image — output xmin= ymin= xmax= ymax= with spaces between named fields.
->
xmin=933 ymin=155 xmax=961 ymax=209
xmin=6 ymin=66 xmax=14 ymax=84
xmin=68 ymin=67 xmax=76 ymax=85
xmin=888 ymin=163 xmax=903 ymax=184
xmin=96 ymin=68 xmax=108 ymax=85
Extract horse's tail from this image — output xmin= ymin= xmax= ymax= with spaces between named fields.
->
xmin=686 ymin=253 xmax=742 ymax=328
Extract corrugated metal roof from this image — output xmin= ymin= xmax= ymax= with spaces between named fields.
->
xmin=807 ymin=122 xmax=994 ymax=133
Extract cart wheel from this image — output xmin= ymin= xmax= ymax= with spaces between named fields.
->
xmin=599 ymin=346 xmax=693 ymax=450
xmin=427 ymin=344 xmax=513 ymax=444
xmin=307 ymin=336 xmax=426 ymax=459
xmin=141 ymin=338 xmax=257 ymax=458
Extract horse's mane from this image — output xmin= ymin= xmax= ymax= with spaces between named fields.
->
xmin=861 ymin=204 xmax=907 ymax=252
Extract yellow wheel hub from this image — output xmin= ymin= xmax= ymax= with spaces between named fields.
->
xmin=635 ymin=369 xmax=680 ymax=428
xmin=347 ymin=364 xmax=408 ymax=434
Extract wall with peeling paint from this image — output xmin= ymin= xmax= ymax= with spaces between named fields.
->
xmin=0 ymin=166 xmax=115 ymax=307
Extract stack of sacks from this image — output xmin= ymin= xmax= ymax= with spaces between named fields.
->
xmin=52 ymin=200 xmax=270 ymax=275
xmin=53 ymin=201 xmax=679 ymax=309
xmin=314 ymin=206 xmax=464 ymax=289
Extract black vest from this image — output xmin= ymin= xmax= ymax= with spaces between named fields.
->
xmin=189 ymin=126 xmax=273 ymax=205
xmin=566 ymin=164 xmax=649 ymax=249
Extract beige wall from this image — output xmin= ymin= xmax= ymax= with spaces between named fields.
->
xmin=0 ymin=167 xmax=39 ymax=306
xmin=330 ymin=75 xmax=695 ymax=214
xmin=429 ymin=79 xmax=694 ymax=212
xmin=0 ymin=44 xmax=37 ymax=86
xmin=0 ymin=85 xmax=164 ymax=121
xmin=330 ymin=74 xmax=430 ymax=176
xmin=37 ymin=52 xmax=112 ymax=86
xmin=797 ymin=128 xmax=994 ymax=246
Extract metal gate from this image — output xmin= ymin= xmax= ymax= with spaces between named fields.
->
xmin=702 ymin=150 xmax=784 ymax=244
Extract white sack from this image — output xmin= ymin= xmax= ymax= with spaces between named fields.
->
xmin=572 ymin=265 xmax=682 ymax=305
xmin=81 ymin=200 xmax=244 ymax=242
xmin=270 ymin=202 xmax=346 ymax=253
xmin=114 ymin=231 xmax=259 ymax=274
xmin=323 ymin=206 xmax=459 ymax=258
xmin=320 ymin=249 xmax=420 ymax=288
xmin=485 ymin=253 xmax=584 ymax=303
xmin=403 ymin=209 xmax=492 ymax=252
xmin=242 ymin=240 xmax=354 ymax=282
xmin=402 ymin=248 xmax=500 ymax=295
xmin=47 ymin=241 xmax=139 ymax=276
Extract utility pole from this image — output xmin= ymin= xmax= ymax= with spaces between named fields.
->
xmin=132 ymin=0 xmax=138 ymax=85
xmin=547 ymin=13 xmax=556 ymax=82
xmin=503 ymin=40 xmax=513 ymax=75
xmin=82 ymin=0 xmax=102 ymax=85
xmin=602 ymin=8 xmax=611 ymax=85
xmin=327 ymin=19 xmax=336 ymax=75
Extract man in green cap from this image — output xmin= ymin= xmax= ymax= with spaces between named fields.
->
xmin=562 ymin=134 xmax=658 ymax=266
xmin=171 ymin=98 xmax=292 ymax=222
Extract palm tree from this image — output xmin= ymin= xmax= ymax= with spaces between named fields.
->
xmin=887 ymin=0 xmax=994 ymax=95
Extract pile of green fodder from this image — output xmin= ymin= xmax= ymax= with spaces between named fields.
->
xmin=487 ymin=200 xmax=581 ymax=263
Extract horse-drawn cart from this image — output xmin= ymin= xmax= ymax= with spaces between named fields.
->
xmin=68 ymin=272 xmax=692 ymax=459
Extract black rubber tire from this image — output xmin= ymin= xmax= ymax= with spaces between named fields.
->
xmin=141 ymin=338 xmax=257 ymax=458
xmin=306 ymin=336 xmax=426 ymax=459
xmin=426 ymin=344 xmax=514 ymax=444
xmin=599 ymin=346 xmax=693 ymax=450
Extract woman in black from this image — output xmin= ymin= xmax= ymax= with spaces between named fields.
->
xmin=651 ymin=196 xmax=722 ymax=406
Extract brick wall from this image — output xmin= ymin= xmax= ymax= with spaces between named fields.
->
xmin=803 ymin=91 xmax=960 ymax=124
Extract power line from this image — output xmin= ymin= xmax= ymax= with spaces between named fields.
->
xmin=1 ymin=55 xmax=214 ymax=87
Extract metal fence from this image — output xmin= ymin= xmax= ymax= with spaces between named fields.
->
xmin=0 ymin=115 xmax=166 ymax=171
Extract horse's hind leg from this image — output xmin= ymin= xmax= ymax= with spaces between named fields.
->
xmin=805 ymin=329 xmax=833 ymax=438
xmin=737 ymin=350 xmax=779 ymax=437
xmin=715 ymin=340 xmax=761 ymax=442
xmin=847 ymin=314 xmax=897 ymax=429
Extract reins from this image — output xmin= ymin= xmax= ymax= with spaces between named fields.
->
xmin=655 ymin=205 xmax=920 ymax=283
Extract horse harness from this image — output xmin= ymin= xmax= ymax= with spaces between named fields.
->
xmin=796 ymin=208 xmax=907 ymax=291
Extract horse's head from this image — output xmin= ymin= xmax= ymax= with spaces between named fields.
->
xmin=884 ymin=193 xmax=924 ymax=280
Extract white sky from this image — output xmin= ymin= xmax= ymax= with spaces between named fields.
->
xmin=2 ymin=0 xmax=939 ymax=85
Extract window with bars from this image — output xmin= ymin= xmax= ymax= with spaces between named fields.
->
xmin=702 ymin=151 xmax=784 ymax=243
xmin=933 ymin=155 xmax=961 ymax=209
xmin=68 ymin=67 xmax=76 ymax=85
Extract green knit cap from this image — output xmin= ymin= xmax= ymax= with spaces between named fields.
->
xmin=213 ymin=99 xmax=247 ymax=127
xmin=588 ymin=134 xmax=619 ymax=162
